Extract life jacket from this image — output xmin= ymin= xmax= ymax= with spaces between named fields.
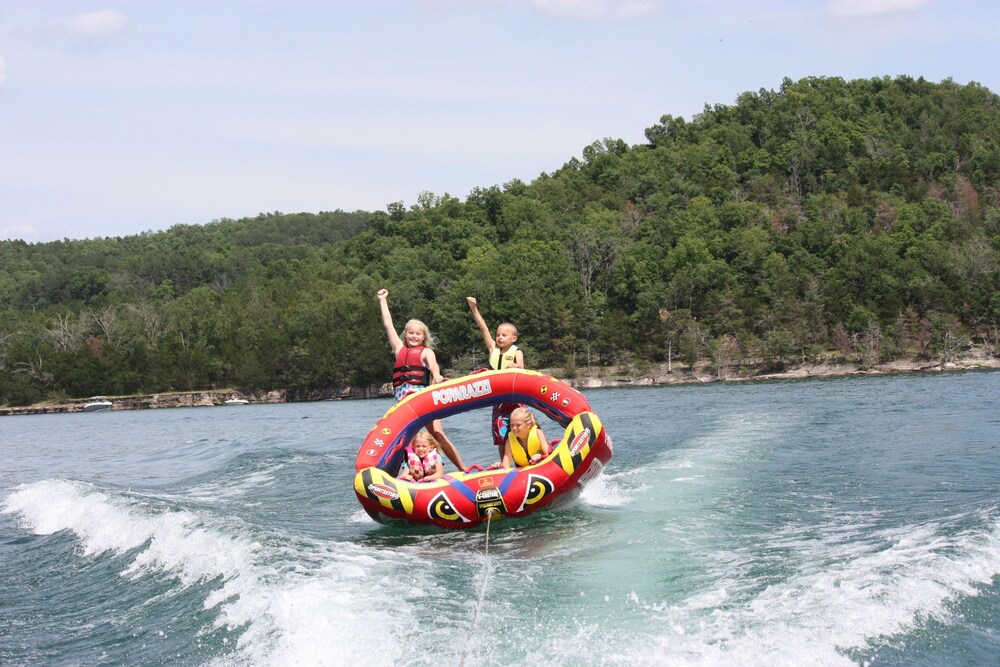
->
xmin=404 ymin=444 xmax=440 ymax=477
xmin=489 ymin=344 xmax=520 ymax=371
xmin=392 ymin=345 xmax=431 ymax=388
xmin=508 ymin=424 xmax=543 ymax=467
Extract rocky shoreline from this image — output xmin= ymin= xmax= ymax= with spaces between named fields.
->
xmin=2 ymin=354 xmax=997 ymax=416
xmin=556 ymin=355 xmax=1000 ymax=390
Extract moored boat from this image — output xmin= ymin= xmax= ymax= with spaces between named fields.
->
xmin=82 ymin=397 xmax=113 ymax=412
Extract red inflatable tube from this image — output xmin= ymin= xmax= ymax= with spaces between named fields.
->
xmin=353 ymin=369 xmax=613 ymax=530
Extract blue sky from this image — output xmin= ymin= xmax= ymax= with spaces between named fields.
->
xmin=2 ymin=0 xmax=999 ymax=242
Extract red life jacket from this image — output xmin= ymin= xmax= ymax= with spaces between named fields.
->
xmin=392 ymin=345 xmax=431 ymax=388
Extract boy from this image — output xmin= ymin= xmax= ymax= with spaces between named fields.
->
xmin=467 ymin=296 xmax=524 ymax=456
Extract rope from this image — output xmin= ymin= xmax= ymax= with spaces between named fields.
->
xmin=459 ymin=509 xmax=496 ymax=667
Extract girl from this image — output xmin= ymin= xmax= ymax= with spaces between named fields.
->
xmin=398 ymin=429 xmax=443 ymax=483
xmin=377 ymin=288 xmax=465 ymax=471
xmin=490 ymin=407 xmax=550 ymax=469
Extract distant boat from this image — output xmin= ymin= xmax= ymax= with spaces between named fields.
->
xmin=224 ymin=398 xmax=250 ymax=406
xmin=83 ymin=397 xmax=113 ymax=412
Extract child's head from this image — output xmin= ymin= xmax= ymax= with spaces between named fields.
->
xmin=508 ymin=407 xmax=536 ymax=438
xmin=402 ymin=319 xmax=435 ymax=349
xmin=411 ymin=429 xmax=438 ymax=457
xmin=495 ymin=322 xmax=518 ymax=351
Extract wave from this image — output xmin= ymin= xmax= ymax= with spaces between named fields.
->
xmin=615 ymin=516 xmax=1000 ymax=666
xmin=2 ymin=479 xmax=427 ymax=666
xmin=5 ymin=458 xmax=999 ymax=665
xmin=528 ymin=405 xmax=1000 ymax=665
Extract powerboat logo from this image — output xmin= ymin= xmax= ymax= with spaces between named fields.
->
xmin=431 ymin=378 xmax=493 ymax=406
xmin=570 ymin=428 xmax=591 ymax=455
xmin=368 ymin=483 xmax=400 ymax=501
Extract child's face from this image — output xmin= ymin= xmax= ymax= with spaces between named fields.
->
xmin=404 ymin=324 xmax=426 ymax=347
xmin=412 ymin=437 xmax=432 ymax=457
xmin=509 ymin=414 xmax=532 ymax=440
xmin=495 ymin=324 xmax=517 ymax=350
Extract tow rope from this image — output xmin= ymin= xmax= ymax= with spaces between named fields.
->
xmin=458 ymin=509 xmax=497 ymax=666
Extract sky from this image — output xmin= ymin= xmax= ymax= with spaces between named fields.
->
xmin=2 ymin=1 xmax=999 ymax=243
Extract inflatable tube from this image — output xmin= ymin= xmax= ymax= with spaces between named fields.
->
xmin=353 ymin=369 xmax=613 ymax=529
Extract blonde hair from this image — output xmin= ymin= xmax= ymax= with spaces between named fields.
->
xmin=411 ymin=428 xmax=439 ymax=449
xmin=402 ymin=319 xmax=436 ymax=349
xmin=509 ymin=407 xmax=537 ymax=428
xmin=498 ymin=322 xmax=519 ymax=337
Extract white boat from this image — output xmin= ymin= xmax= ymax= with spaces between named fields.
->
xmin=83 ymin=397 xmax=113 ymax=412
xmin=224 ymin=398 xmax=250 ymax=406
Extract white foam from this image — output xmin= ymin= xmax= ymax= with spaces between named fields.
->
xmin=579 ymin=469 xmax=634 ymax=507
xmin=185 ymin=467 xmax=280 ymax=502
xmin=347 ymin=508 xmax=374 ymax=524
xmin=205 ymin=546 xmax=415 ymax=667
xmin=3 ymin=479 xmax=159 ymax=556
xmin=1 ymin=479 xmax=423 ymax=666
xmin=623 ymin=518 xmax=1000 ymax=665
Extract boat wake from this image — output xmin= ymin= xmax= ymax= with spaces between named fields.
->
xmin=2 ymin=479 xmax=429 ymax=666
xmin=617 ymin=514 xmax=1000 ymax=665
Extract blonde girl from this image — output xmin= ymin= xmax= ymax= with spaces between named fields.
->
xmin=490 ymin=407 xmax=550 ymax=469
xmin=377 ymin=288 xmax=465 ymax=471
xmin=398 ymin=429 xmax=444 ymax=483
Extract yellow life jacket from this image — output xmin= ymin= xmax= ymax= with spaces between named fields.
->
xmin=489 ymin=344 xmax=520 ymax=370
xmin=508 ymin=424 xmax=543 ymax=467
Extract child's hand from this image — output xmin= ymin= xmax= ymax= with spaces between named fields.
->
xmin=530 ymin=453 xmax=542 ymax=463
xmin=466 ymin=296 xmax=478 ymax=309
xmin=377 ymin=289 xmax=388 ymax=299
xmin=487 ymin=461 xmax=503 ymax=470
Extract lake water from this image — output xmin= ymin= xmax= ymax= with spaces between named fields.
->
xmin=2 ymin=371 xmax=999 ymax=666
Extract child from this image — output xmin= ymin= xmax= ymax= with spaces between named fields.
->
xmin=378 ymin=289 xmax=465 ymax=471
xmin=467 ymin=296 xmax=524 ymax=371
xmin=467 ymin=296 xmax=524 ymax=457
xmin=489 ymin=407 xmax=551 ymax=469
xmin=398 ymin=429 xmax=444 ymax=482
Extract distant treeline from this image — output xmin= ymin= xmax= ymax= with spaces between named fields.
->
xmin=2 ymin=75 xmax=999 ymax=406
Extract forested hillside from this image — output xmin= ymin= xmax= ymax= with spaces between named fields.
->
xmin=2 ymin=75 xmax=999 ymax=406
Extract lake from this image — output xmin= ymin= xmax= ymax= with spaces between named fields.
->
xmin=2 ymin=370 xmax=999 ymax=666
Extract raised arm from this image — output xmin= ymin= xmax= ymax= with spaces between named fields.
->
xmin=466 ymin=296 xmax=496 ymax=352
xmin=377 ymin=289 xmax=404 ymax=354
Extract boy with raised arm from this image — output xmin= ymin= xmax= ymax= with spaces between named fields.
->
xmin=467 ymin=296 xmax=524 ymax=457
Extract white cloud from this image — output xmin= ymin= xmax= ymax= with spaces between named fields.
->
xmin=0 ymin=56 xmax=7 ymax=86
xmin=0 ymin=225 xmax=37 ymax=240
xmin=63 ymin=9 xmax=128 ymax=38
xmin=532 ymin=0 xmax=660 ymax=20
xmin=826 ymin=0 xmax=932 ymax=18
